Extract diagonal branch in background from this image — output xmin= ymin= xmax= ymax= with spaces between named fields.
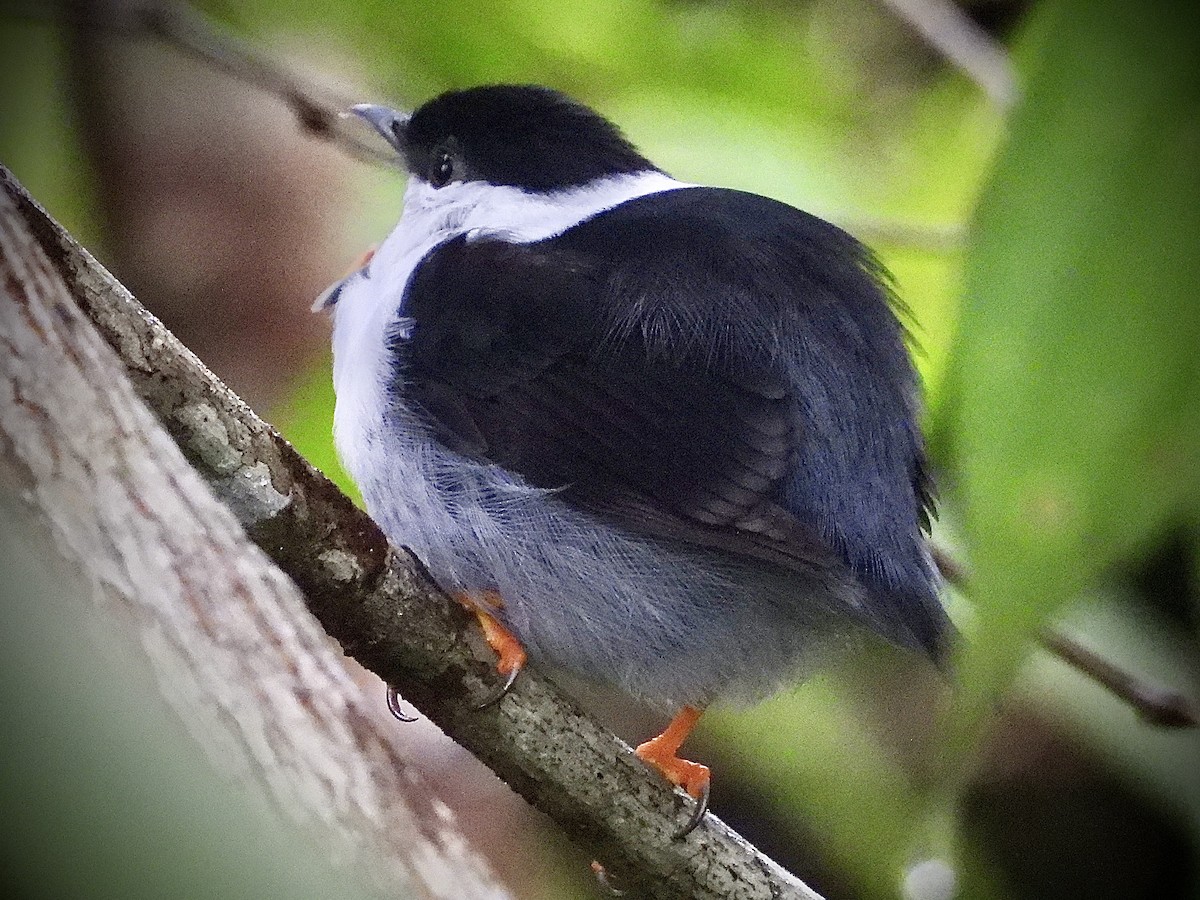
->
xmin=5 ymin=0 xmax=967 ymax=254
xmin=1 ymin=167 xmax=825 ymax=899
xmin=875 ymin=0 xmax=1017 ymax=107
xmin=137 ymin=1 xmax=395 ymax=166
xmin=8 ymin=0 xmax=393 ymax=165
xmin=1039 ymin=630 xmax=1199 ymax=729
xmin=931 ymin=546 xmax=1199 ymax=728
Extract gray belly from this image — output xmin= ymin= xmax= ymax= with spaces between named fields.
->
xmin=350 ymin=417 xmax=863 ymax=709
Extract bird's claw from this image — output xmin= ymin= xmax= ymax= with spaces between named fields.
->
xmin=633 ymin=705 xmax=711 ymax=838
xmin=674 ymin=778 xmax=710 ymax=839
xmin=475 ymin=665 xmax=521 ymax=709
xmin=464 ymin=598 xmax=526 ymax=710
xmin=386 ymin=683 xmax=419 ymax=722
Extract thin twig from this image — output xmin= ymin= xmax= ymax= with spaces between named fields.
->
xmin=876 ymin=0 xmax=1018 ymax=106
xmin=1040 ymin=630 xmax=1199 ymax=728
xmin=840 ymin=215 xmax=967 ymax=253
xmin=931 ymin=545 xmax=1198 ymax=729
xmin=7 ymin=0 xmax=396 ymax=165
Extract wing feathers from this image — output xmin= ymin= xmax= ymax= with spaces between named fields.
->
xmin=396 ymin=188 xmax=942 ymax=644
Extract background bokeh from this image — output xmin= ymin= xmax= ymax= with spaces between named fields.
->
xmin=1 ymin=0 xmax=1197 ymax=897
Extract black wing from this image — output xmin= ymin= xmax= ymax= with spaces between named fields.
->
xmin=397 ymin=234 xmax=830 ymax=572
xmin=395 ymin=188 xmax=945 ymax=652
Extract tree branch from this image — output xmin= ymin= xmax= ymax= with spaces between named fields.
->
xmin=0 ymin=170 xmax=508 ymax=899
xmin=932 ymin=546 xmax=1199 ymax=728
xmin=2 ymin=167 xmax=825 ymax=898
xmin=875 ymin=0 xmax=1017 ymax=106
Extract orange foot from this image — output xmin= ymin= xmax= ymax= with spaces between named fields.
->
xmin=458 ymin=591 xmax=526 ymax=707
xmin=635 ymin=705 xmax=711 ymax=799
xmin=636 ymin=706 xmax=711 ymax=838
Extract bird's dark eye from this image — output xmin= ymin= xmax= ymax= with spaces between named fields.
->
xmin=429 ymin=152 xmax=454 ymax=188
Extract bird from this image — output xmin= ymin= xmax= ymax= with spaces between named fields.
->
xmin=317 ymin=84 xmax=950 ymax=834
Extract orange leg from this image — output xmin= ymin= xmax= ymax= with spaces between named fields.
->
xmin=457 ymin=591 xmax=527 ymax=676
xmin=473 ymin=607 xmax=527 ymax=676
xmin=634 ymin=705 xmax=711 ymax=799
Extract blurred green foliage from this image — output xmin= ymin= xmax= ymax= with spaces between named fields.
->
xmin=2 ymin=0 xmax=1198 ymax=897
xmin=0 ymin=22 xmax=100 ymax=247
xmin=946 ymin=0 xmax=1199 ymax=744
xmin=940 ymin=1 xmax=1200 ymax=891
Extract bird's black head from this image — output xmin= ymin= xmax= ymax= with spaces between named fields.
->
xmin=355 ymin=85 xmax=658 ymax=193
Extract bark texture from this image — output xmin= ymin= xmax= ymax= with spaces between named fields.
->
xmin=0 ymin=165 xmax=824 ymax=900
xmin=0 ymin=170 xmax=508 ymax=900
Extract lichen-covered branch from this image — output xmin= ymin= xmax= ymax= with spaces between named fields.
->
xmin=0 ymin=169 xmax=508 ymax=900
xmin=2 ymin=167 xmax=824 ymax=899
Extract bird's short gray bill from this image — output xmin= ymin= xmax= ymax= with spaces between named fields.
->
xmin=350 ymin=103 xmax=410 ymax=154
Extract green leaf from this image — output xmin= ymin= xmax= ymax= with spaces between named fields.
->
xmin=944 ymin=0 xmax=1200 ymax=740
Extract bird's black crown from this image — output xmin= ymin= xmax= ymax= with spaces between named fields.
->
xmin=402 ymin=85 xmax=658 ymax=193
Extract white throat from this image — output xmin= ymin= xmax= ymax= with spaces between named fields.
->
xmin=394 ymin=168 xmax=688 ymax=248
